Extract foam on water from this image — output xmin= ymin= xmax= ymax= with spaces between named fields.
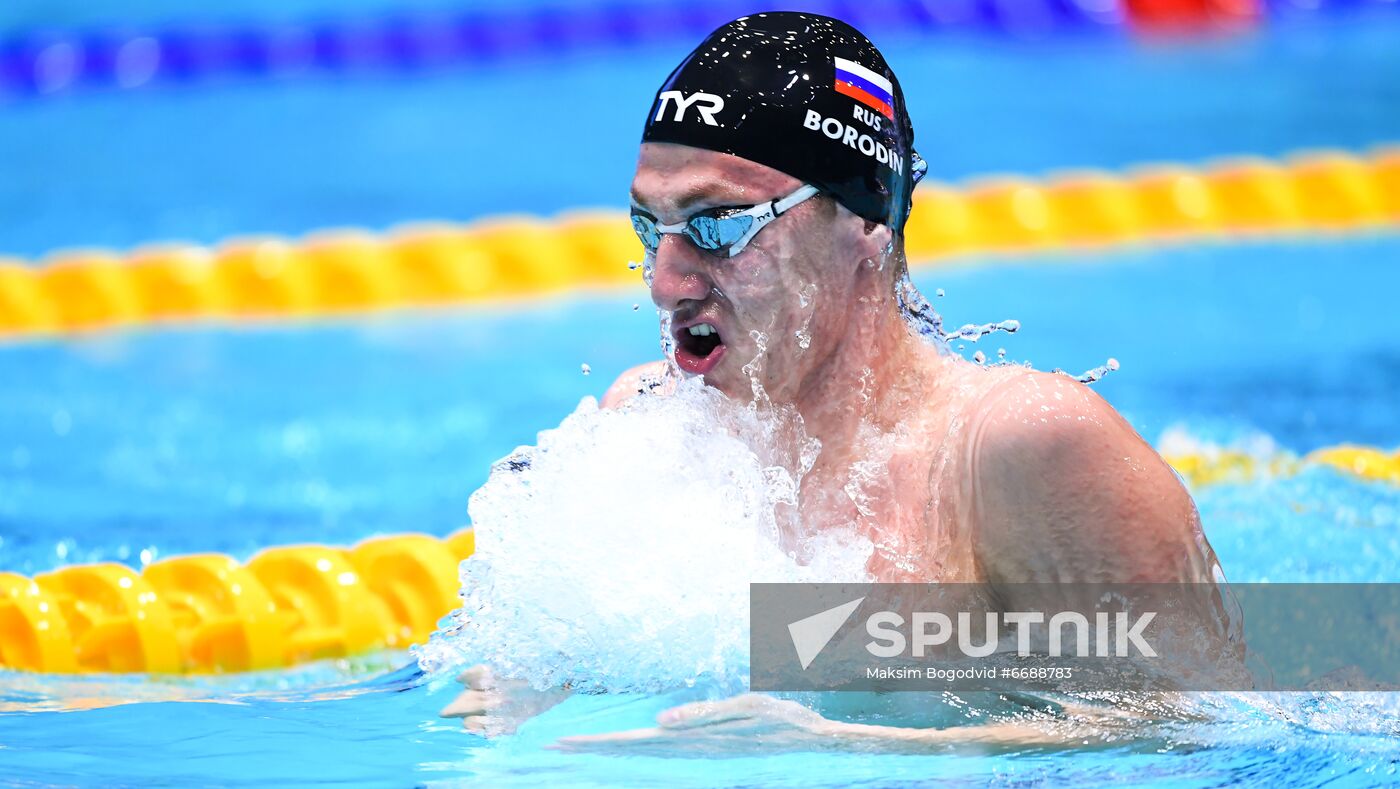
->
xmin=416 ymin=376 xmax=873 ymax=693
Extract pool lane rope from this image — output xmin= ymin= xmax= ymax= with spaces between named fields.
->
xmin=2 ymin=145 xmax=1398 ymax=342
xmin=1 ymin=443 xmax=1397 ymax=676
xmin=6 ymin=0 xmax=1344 ymax=99
xmin=0 ymin=529 xmax=475 ymax=675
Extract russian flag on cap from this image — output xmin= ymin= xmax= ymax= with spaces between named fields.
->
xmin=833 ymin=56 xmax=894 ymax=120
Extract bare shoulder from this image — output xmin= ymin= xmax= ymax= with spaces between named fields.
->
xmin=974 ymin=367 xmax=1127 ymax=448
xmin=966 ymin=368 xmax=1208 ymax=584
xmin=600 ymin=361 xmax=671 ymax=409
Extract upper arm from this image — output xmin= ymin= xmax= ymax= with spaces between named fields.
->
xmin=600 ymin=361 xmax=670 ymax=409
xmin=969 ymin=371 xmax=1213 ymax=586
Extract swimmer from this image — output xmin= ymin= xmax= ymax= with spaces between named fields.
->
xmin=444 ymin=11 xmax=1232 ymax=749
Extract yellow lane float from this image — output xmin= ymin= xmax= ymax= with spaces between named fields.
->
xmin=1 ymin=146 xmax=1397 ymax=340
xmin=0 ymin=529 xmax=474 ymax=675
xmin=2 ymin=440 xmax=1399 ymax=676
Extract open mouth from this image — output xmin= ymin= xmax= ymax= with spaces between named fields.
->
xmin=673 ymin=322 xmax=726 ymax=375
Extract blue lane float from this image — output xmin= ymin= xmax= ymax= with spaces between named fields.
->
xmin=5 ymin=0 xmax=1397 ymax=97
xmin=0 ymin=0 xmax=1138 ymax=97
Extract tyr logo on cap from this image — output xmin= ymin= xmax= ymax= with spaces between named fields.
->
xmin=654 ymin=90 xmax=724 ymax=126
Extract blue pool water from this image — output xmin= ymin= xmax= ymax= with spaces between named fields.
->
xmin=3 ymin=7 xmax=1400 ymax=787
xmin=3 ymin=14 xmax=1399 ymax=257
xmin=3 ymin=239 xmax=1400 ymax=785
xmin=2 ymin=238 xmax=1399 ymax=575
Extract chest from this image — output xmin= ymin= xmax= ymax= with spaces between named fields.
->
xmin=797 ymin=440 xmax=981 ymax=583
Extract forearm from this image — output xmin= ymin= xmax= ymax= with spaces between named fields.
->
xmin=816 ymin=711 xmax=1128 ymax=753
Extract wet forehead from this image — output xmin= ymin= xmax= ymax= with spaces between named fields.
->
xmin=630 ymin=143 xmax=800 ymax=216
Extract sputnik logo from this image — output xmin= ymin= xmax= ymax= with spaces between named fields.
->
xmin=787 ymin=597 xmax=864 ymax=670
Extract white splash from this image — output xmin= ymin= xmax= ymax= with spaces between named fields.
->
xmin=416 ymin=376 xmax=873 ymax=693
xmin=899 ymin=274 xmax=1115 ymax=384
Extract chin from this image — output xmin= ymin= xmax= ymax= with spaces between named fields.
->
xmin=697 ymin=369 xmax=738 ymax=397
xmin=695 ymin=365 xmax=748 ymax=401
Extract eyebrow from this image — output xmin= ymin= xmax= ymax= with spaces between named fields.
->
xmin=630 ymin=179 xmax=750 ymax=214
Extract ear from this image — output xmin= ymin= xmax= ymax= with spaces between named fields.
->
xmin=830 ymin=201 xmax=892 ymax=268
xmin=857 ymin=219 xmax=893 ymax=260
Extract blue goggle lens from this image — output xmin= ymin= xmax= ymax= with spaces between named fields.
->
xmin=688 ymin=213 xmax=753 ymax=251
xmin=630 ymin=211 xmax=755 ymax=257
xmin=631 ymin=214 xmax=662 ymax=252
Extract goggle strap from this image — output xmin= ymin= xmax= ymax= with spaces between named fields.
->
xmin=773 ymin=184 xmax=820 ymax=215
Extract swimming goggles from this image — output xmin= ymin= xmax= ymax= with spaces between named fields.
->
xmin=630 ymin=183 xmax=820 ymax=259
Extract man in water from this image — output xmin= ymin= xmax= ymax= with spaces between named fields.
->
xmin=445 ymin=11 xmax=1224 ymax=747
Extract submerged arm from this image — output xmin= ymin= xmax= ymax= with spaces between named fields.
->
xmin=553 ymin=693 xmax=1148 ymax=754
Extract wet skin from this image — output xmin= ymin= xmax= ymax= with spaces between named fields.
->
xmin=445 ymin=142 xmax=1229 ymax=749
xmin=613 ymin=143 xmax=1221 ymax=587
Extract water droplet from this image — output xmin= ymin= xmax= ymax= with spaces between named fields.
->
xmin=997 ymin=348 xmax=1007 ymax=360
xmin=580 ymin=363 xmax=591 ymax=376
xmin=1063 ymin=358 xmax=1120 ymax=384
xmin=632 ymin=304 xmax=640 ymax=311
xmin=935 ymin=288 xmax=945 ymax=298
xmin=973 ymin=351 xmax=986 ymax=364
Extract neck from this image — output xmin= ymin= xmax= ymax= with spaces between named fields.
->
xmin=791 ymin=281 xmax=940 ymax=465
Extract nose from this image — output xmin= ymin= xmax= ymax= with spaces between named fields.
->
xmin=648 ymin=235 xmax=712 ymax=313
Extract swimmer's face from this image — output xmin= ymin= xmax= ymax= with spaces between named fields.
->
xmin=631 ymin=142 xmax=889 ymax=402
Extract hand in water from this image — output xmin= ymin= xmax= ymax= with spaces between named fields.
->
xmin=439 ymin=665 xmax=569 ymax=736
xmin=553 ymin=693 xmax=832 ymax=754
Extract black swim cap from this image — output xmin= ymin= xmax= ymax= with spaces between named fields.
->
xmin=641 ymin=12 xmax=923 ymax=232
